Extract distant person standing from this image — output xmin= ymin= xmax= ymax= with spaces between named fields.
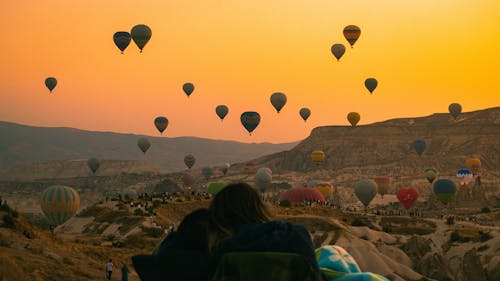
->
xmin=106 ymin=259 xmax=113 ymax=280
xmin=121 ymin=264 xmax=128 ymax=281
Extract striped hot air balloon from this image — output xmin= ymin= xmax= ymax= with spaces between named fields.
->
xmin=343 ymin=25 xmax=361 ymax=48
xmin=40 ymin=185 xmax=80 ymax=226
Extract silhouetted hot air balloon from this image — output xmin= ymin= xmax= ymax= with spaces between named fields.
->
xmin=270 ymin=92 xmax=287 ymax=113
xmin=87 ymin=158 xmax=100 ymax=174
xmin=373 ymin=176 xmax=391 ymax=197
xmin=354 ymin=179 xmax=378 ymax=207
xmin=396 ymin=188 xmax=419 ymax=210
xmin=240 ymin=112 xmax=261 ymax=135
xmin=311 ymin=150 xmax=325 ymax=164
xmin=40 ymin=185 xmax=80 ymax=226
xmin=154 ymin=117 xmax=168 ymax=134
xmin=113 ymin=32 xmax=131 ymax=54
xmin=131 ymin=24 xmax=152 ymax=53
xmin=433 ymin=179 xmax=456 ymax=204
xmin=45 ymin=77 xmax=57 ymax=93
xmin=184 ymin=155 xmax=196 ymax=169
xmin=202 ymin=166 xmax=214 ymax=180
xmin=299 ymin=108 xmax=311 ymax=122
xmin=412 ymin=139 xmax=427 ymax=157
xmin=465 ymin=157 xmax=481 ymax=175
xmin=448 ymin=103 xmax=462 ymax=119
xmin=424 ymin=168 xmax=438 ymax=183
xmin=183 ymin=173 xmax=195 ymax=190
xmin=331 ymin=44 xmax=346 ymax=61
xmin=343 ymin=25 xmax=361 ymax=48
xmin=364 ymin=78 xmax=378 ymax=94
xmin=137 ymin=137 xmax=151 ymax=154
xmin=215 ymin=105 xmax=229 ymax=121
xmin=456 ymin=169 xmax=473 ymax=186
xmin=183 ymin=83 xmax=195 ymax=97
xmin=347 ymin=112 xmax=360 ymax=127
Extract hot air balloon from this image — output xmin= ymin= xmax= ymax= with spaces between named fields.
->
xmin=137 ymin=137 xmax=151 ymax=154
xmin=343 ymin=25 xmax=361 ymax=48
xmin=373 ymin=176 xmax=391 ymax=197
xmin=311 ymin=150 xmax=325 ymax=164
xmin=131 ymin=24 xmax=152 ymax=53
xmin=154 ymin=117 xmax=168 ymax=134
xmin=424 ymin=168 xmax=438 ymax=184
xmin=40 ymin=185 xmax=80 ymax=226
xmin=184 ymin=155 xmax=196 ymax=169
xmin=183 ymin=83 xmax=195 ymax=97
xmin=396 ymin=188 xmax=419 ymax=210
xmin=364 ymin=78 xmax=378 ymax=94
xmin=45 ymin=77 xmax=57 ymax=93
xmin=433 ymin=179 xmax=456 ymax=204
xmin=202 ymin=166 xmax=214 ymax=180
xmin=254 ymin=168 xmax=272 ymax=191
xmin=354 ymin=179 xmax=377 ymax=207
xmin=448 ymin=103 xmax=462 ymax=120
xmin=121 ymin=187 xmax=138 ymax=201
xmin=113 ymin=31 xmax=131 ymax=54
xmin=270 ymin=92 xmax=287 ymax=113
xmin=347 ymin=112 xmax=360 ymax=127
xmin=312 ymin=182 xmax=334 ymax=198
xmin=240 ymin=112 xmax=261 ymax=135
xmin=331 ymin=44 xmax=346 ymax=61
xmin=412 ymin=139 xmax=427 ymax=157
xmin=465 ymin=157 xmax=481 ymax=175
xmin=280 ymin=187 xmax=325 ymax=204
xmin=87 ymin=158 xmax=100 ymax=174
xmin=299 ymin=108 xmax=311 ymax=122
xmin=221 ymin=163 xmax=230 ymax=175
xmin=207 ymin=182 xmax=227 ymax=195
xmin=215 ymin=105 xmax=229 ymax=121
xmin=457 ymin=169 xmax=473 ymax=186
xmin=183 ymin=173 xmax=195 ymax=190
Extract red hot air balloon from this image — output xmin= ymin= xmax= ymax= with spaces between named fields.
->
xmin=396 ymin=188 xmax=419 ymax=210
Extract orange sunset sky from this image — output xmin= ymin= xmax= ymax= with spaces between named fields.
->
xmin=0 ymin=0 xmax=499 ymax=143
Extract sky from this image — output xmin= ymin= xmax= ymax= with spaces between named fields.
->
xmin=0 ymin=0 xmax=499 ymax=143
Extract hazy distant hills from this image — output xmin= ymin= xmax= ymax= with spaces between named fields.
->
xmin=243 ymin=107 xmax=500 ymax=180
xmin=0 ymin=121 xmax=297 ymax=179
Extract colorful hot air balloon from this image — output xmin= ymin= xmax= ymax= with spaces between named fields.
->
xmin=396 ymin=188 xmax=419 ymax=210
xmin=137 ymin=137 xmax=151 ymax=154
xmin=433 ymin=179 xmax=456 ymax=204
xmin=215 ymin=105 xmax=229 ymax=121
xmin=343 ymin=25 xmax=361 ymax=48
xmin=412 ymin=139 xmax=427 ymax=157
xmin=448 ymin=103 xmax=462 ymax=119
xmin=347 ymin=112 xmax=360 ymax=127
xmin=270 ymin=92 xmax=287 ymax=113
xmin=154 ymin=117 xmax=169 ymax=134
xmin=311 ymin=150 xmax=325 ymax=164
xmin=424 ymin=168 xmax=438 ymax=184
xmin=131 ymin=24 xmax=152 ymax=53
xmin=40 ymin=185 xmax=80 ymax=226
xmin=364 ymin=78 xmax=378 ymax=94
xmin=87 ymin=158 xmax=100 ymax=174
xmin=207 ymin=182 xmax=227 ymax=195
xmin=45 ymin=77 xmax=57 ymax=93
xmin=373 ymin=176 xmax=391 ymax=197
xmin=240 ymin=112 xmax=261 ymax=135
xmin=113 ymin=31 xmax=131 ymax=54
xmin=331 ymin=44 xmax=346 ymax=61
xmin=183 ymin=173 xmax=195 ymax=190
xmin=457 ymin=169 xmax=473 ymax=186
xmin=299 ymin=108 xmax=311 ymax=122
xmin=280 ymin=187 xmax=325 ymax=203
xmin=465 ymin=158 xmax=481 ymax=175
xmin=354 ymin=179 xmax=378 ymax=207
xmin=183 ymin=83 xmax=195 ymax=97
xmin=312 ymin=182 xmax=334 ymax=198
xmin=202 ymin=166 xmax=214 ymax=180
xmin=184 ymin=155 xmax=196 ymax=169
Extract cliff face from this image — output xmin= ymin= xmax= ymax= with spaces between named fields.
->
xmin=248 ymin=107 xmax=500 ymax=179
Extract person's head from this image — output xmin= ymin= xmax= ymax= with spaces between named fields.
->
xmin=209 ymin=182 xmax=272 ymax=237
xmin=175 ymin=208 xmax=210 ymax=250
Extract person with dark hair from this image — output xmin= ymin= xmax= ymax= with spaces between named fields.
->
xmin=106 ymin=259 xmax=113 ymax=281
xmin=209 ymin=182 xmax=325 ymax=281
xmin=132 ymin=208 xmax=213 ymax=281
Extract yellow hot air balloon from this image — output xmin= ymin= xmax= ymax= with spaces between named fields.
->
xmin=347 ymin=112 xmax=360 ymax=127
xmin=465 ymin=158 xmax=481 ymax=175
xmin=313 ymin=182 xmax=334 ymax=198
xmin=311 ymin=150 xmax=325 ymax=164
xmin=40 ymin=185 xmax=80 ymax=226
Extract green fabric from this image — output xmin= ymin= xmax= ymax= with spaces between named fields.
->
xmin=212 ymin=252 xmax=322 ymax=281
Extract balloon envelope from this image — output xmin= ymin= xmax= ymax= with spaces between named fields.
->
xmin=183 ymin=173 xmax=195 ymax=189
xmin=457 ymin=169 xmax=473 ymax=185
xmin=240 ymin=112 xmax=261 ymax=134
xmin=254 ymin=168 xmax=272 ymax=191
xmin=202 ymin=166 xmax=214 ymax=180
xmin=299 ymin=108 xmax=311 ymax=122
xmin=396 ymin=188 xmax=419 ymax=210
xmin=113 ymin=31 xmax=131 ymax=53
xmin=40 ymin=185 xmax=80 ymax=226
xmin=433 ymin=179 xmax=457 ymax=204
xmin=183 ymin=83 xmax=195 ymax=97
xmin=331 ymin=44 xmax=346 ymax=61
xmin=343 ymin=25 xmax=361 ymax=47
xmin=270 ymin=92 xmax=287 ymax=113
xmin=87 ymin=158 xmax=100 ymax=174
xmin=354 ymin=179 xmax=378 ymax=206
xmin=311 ymin=150 xmax=325 ymax=164
xmin=184 ymin=155 xmax=196 ymax=169
xmin=131 ymin=24 xmax=152 ymax=52
xmin=465 ymin=158 xmax=481 ymax=175
xmin=424 ymin=168 xmax=438 ymax=183
xmin=364 ymin=78 xmax=378 ymax=94
xmin=45 ymin=77 xmax=57 ymax=93
xmin=373 ymin=176 xmax=391 ymax=197
xmin=280 ymin=187 xmax=325 ymax=203
xmin=448 ymin=103 xmax=462 ymax=119
xmin=154 ymin=117 xmax=169 ymax=133
xmin=347 ymin=112 xmax=360 ymax=127
xmin=137 ymin=137 xmax=151 ymax=154
xmin=412 ymin=139 xmax=427 ymax=156
xmin=121 ymin=187 xmax=138 ymax=200
xmin=216 ymin=105 xmax=229 ymax=121
xmin=207 ymin=182 xmax=227 ymax=195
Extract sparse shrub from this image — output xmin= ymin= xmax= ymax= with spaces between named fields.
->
xmin=152 ymin=200 xmax=161 ymax=209
xmin=477 ymin=244 xmax=489 ymax=252
xmin=280 ymin=200 xmax=291 ymax=207
xmin=175 ymin=198 xmax=183 ymax=202
xmin=481 ymin=207 xmax=491 ymax=213
xmin=141 ymin=226 xmax=164 ymax=238
xmin=63 ymin=257 xmax=74 ymax=265
xmin=382 ymin=226 xmax=392 ymax=233
xmin=446 ymin=217 xmax=455 ymax=225
xmin=450 ymin=231 xmax=460 ymax=242
xmin=2 ymin=214 xmax=15 ymax=228
xmin=134 ymin=209 xmax=145 ymax=216
xmin=105 ymin=234 xmax=115 ymax=242
xmin=0 ymin=202 xmax=11 ymax=212
xmin=11 ymin=209 xmax=18 ymax=218
xmin=112 ymin=241 xmax=124 ymax=248
xmin=351 ymin=218 xmax=366 ymax=227
xmin=478 ymin=230 xmax=492 ymax=242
